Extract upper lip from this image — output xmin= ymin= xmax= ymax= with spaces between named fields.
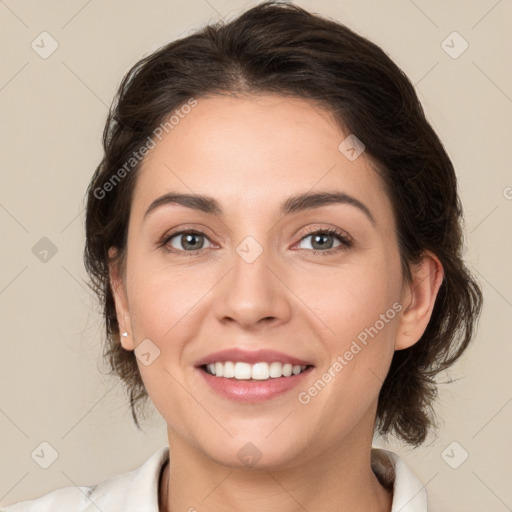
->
xmin=194 ymin=348 xmax=314 ymax=367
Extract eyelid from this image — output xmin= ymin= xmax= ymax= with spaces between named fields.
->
xmin=296 ymin=224 xmax=353 ymax=244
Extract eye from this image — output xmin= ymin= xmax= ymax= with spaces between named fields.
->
xmin=158 ymin=226 xmax=352 ymax=256
xmin=295 ymin=227 xmax=352 ymax=254
xmin=162 ymin=229 xmax=213 ymax=254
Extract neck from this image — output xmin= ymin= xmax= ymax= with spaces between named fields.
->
xmin=159 ymin=432 xmax=393 ymax=512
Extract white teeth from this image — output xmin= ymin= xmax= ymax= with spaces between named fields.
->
xmin=223 ymin=361 xmax=235 ymax=378
xmin=292 ymin=365 xmax=302 ymax=375
xmin=235 ymin=362 xmax=252 ymax=380
xmin=282 ymin=363 xmax=293 ymax=377
xmin=269 ymin=362 xmax=283 ymax=378
xmin=251 ymin=362 xmax=269 ymax=380
xmin=204 ymin=361 xmax=308 ymax=380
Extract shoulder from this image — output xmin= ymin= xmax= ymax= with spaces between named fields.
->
xmin=0 ymin=446 xmax=169 ymax=512
xmin=0 ymin=485 xmax=90 ymax=512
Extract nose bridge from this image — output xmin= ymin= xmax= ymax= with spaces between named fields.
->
xmin=231 ymin=231 xmax=276 ymax=302
xmin=213 ymin=230 xmax=291 ymax=327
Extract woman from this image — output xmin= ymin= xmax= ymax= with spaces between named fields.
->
xmin=2 ymin=1 xmax=482 ymax=511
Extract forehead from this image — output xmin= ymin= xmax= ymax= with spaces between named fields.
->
xmin=132 ymin=94 xmax=392 ymax=224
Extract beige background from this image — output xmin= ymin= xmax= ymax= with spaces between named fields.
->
xmin=1 ymin=1 xmax=511 ymax=510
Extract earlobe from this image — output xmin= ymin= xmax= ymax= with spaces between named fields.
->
xmin=395 ymin=251 xmax=444 ymax=351
xmin=108 ymin=247 xmax=135 ymax=351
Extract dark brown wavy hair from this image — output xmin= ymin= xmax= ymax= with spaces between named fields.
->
xmin=84 ymin=0 xmax=483 ymax=446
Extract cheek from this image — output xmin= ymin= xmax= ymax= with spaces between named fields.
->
xmin=291 ymin=264 xmax=400 ymax=438
xmin=302 ymin=247 xmax=402 ymax=388
xmin=302 ymin=250 xmax=401 ymax=340
xmin=125 ymin=264 xmax=200 ymax=427
xmin=128 ymin=272 xmax=197 ymax=343
xmin=125 ymin=238 xmax=202 ymax=336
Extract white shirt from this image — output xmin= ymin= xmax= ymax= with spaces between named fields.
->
xmin=1 ymin=446 xmax=429 ymax=511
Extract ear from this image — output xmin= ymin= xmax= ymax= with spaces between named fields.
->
xmin=108 ymin=247 xmax=135 ymax=351
xmin=395 ymin=250 xmax=444 ymax=351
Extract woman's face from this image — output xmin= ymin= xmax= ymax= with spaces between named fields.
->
xmin=112 ymin=94 xmax=413 ymax=469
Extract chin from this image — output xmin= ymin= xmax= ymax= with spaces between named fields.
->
xmin=200 ymin=435 xmax=306 ymax=472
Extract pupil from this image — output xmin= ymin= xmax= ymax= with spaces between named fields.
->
xmin=184 ymin=233 xmax=202 ymax=250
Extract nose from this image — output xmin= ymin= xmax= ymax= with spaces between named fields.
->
xmin=212 ymin=238 xmax=292 ymax=330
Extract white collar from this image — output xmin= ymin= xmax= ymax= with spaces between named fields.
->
xmin=116 ymin=445 xmax=428 ymax=511
xmin=1 ymin=445 xmax=428 ymax=511
xmin=371 ymin=447 xmax=428 ymax=511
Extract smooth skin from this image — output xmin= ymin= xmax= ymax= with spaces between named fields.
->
xmin=109 ymin=94 xmax=444 ymax=512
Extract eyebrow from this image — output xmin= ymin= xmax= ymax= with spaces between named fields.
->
xmin=143 ymin=190 xmax=375 ymax=225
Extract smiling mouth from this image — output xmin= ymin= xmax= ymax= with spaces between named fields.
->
xmin=200 ymin=361 xmax=314 ymax=381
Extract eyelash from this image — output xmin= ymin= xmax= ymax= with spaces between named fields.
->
xmin=158 ymin=226 xmax=353 ymax=257
xmin=297 ymin=226 xmax=353 ymax=256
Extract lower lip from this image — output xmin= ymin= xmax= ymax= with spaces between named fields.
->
xmin=196 ymin=366 xmax=314 ymax=403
